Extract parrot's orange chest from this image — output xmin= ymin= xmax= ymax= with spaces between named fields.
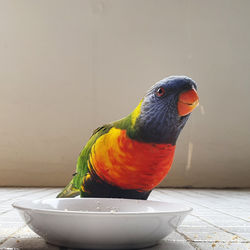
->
xmin=89 ymin=128 xmax=176 ymax=191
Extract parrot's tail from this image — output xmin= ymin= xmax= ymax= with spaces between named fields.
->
xmin=56 ymin=180 xmax=80 ymax=198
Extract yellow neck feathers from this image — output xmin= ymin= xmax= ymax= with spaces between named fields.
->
xmin=131 ymin=99 xmax=143 ymax=127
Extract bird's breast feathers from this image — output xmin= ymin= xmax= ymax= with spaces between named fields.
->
xmin=88 ymin=127 xmax=175 ymax=191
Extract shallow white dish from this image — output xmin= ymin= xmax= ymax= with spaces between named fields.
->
xmin=13 ymin=198 xmax=192 ymax=249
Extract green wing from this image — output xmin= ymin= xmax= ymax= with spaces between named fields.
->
xmin=56 ymin=125 xmax=112 ymax=198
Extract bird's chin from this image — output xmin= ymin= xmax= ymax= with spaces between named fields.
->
xmin=177 ymin=89 xmax=199 ymax=116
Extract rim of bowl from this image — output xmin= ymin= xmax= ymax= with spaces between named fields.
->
xmin=12 ymin=198 xmax=193 ymax=216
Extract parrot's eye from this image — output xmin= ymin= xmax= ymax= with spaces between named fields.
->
xmin=156 ymin=87 xmax=166 ymax=97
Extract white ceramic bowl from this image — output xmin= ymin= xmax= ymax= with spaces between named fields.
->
xmin=13 ymin=198 xmax=192 ymax=249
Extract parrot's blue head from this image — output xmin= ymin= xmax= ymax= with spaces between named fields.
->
xmin=135 ymin=76 xmax=199 ymax=145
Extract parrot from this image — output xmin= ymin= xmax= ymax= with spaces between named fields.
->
xmin=57 ymin=76 xmax=199 ymax=200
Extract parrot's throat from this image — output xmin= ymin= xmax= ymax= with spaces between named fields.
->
xmin=89 ymin=128 xmax=176 ymax=191
xmin=132 ymin=101 xmax=190 ymax=145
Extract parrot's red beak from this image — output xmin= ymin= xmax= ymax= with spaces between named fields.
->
xmin=178 ymin=88 xmax=199 ymax=116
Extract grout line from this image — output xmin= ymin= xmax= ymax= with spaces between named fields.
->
xmin=152 ymin=190 xmax=202 ymax=249
xmin=157 ymin=189 xmax=250 ymax=242
xmin=0 ymin=209 xmax=13 ymax=216
xmin=190 ymin=214 xmax=250 ymax=243
xmin=184 ymin=189 xmax=250 ymax=222
xmin=0 ymin=188 xmax=60 ymax=216
xmin=177 ymin=188 xmax=250 ymax=205
xmin=0 ymin=188 xmax=50 ymax=205
xmin=174 ymin=189 xmax=250 ymax=208
xmin=33 ymin=189 xmax=61 ymax=199
xmin=174 ymin=228 xmax=202 ymax=249
xmin=0 ymin=188 xmax=54 ymax=215
xmin=166 ymin=189 xmax=250 ymax=223
xmin=0 ymin=225 xmax=27 ymax=246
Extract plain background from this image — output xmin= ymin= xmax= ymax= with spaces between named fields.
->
xmin=0 ymin=0 xmax=249 ymax=187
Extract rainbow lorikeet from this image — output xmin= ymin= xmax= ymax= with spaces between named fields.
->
xmin=57 ymin=76 xmax=199 ymax=200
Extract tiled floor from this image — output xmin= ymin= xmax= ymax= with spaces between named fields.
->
xmin=0 ymin=188 xmax=249 ymax=250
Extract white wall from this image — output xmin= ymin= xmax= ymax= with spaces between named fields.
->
xmin=0 ymin=0 xmax=249 ymax=187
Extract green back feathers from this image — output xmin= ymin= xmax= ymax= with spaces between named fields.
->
xmin=57 ymin=100 xmax=143 ymax=198
xmin=56 ymin=125 xmax=112 ymax=198
xmin=72 ymin=125 xmax=112 ymax=189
